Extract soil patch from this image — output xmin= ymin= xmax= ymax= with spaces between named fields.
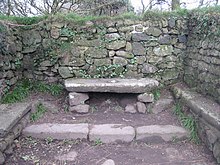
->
xmin=4 ymin=88 xmax=218 ymax=164
xmin=5 ymin=137 xmax=217 ymax=165
xmin=29 ymin=90 xmax=180 ymax=127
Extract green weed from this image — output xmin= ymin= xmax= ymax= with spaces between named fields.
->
xmin=30 ymin=103 xmax=47 ymax=122
xmin=152 ymin=89 xmax=161 ymax=101
xmin=93 ymin=138 xmax=103 ymax=146
xmin=173 ymin=102 xmax=200 ymax=144
xmin=0 ymin=24 xmax=7 ymax=33
xmin=60 ymin=27 xmax=75 ymax=37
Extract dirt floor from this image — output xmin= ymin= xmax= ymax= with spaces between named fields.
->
xmin=4 ymin=89 xmax=219 ymax=165
xmin=27 ymin=90 xmax=181 ymax=127
xmin=5 ymin=138 xmax=217 ymax=165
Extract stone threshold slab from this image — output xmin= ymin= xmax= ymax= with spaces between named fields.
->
xmin=89 ymin=124 xmax=135 ymax=143
xmin=136 ymin=125 xmax=189 ymax=142
xmin=23 ymin=123 xmax=89 ymax=140
xmin=171 ymin=84 xmax=220 ymax=130
xmin=0 ymin=102 xmax=32 ymax=138
xmin=22 ymin=123 xmax=188 ymax=143
xmin=64 ymin=78 xmax=159 ymax=93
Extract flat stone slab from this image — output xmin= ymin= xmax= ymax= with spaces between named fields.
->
xmin=172 ymin=84 xmax=220 ymax=130
xmin=65 ymin=78 xmax=159 ymax=93
xmin=0 ymin=103 xmax=31 ymax=138
xmin=136 ymin=125 xmax=189 ymax=142
xmin=23 ymin=123 xmax=89 ymax=140
xmin=89 ymin=124 xmax=135 ymax=143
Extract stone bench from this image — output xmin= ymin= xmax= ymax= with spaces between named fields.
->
xmin=64 ymin=78 xmax=159 ymax=114
xmin=0 ymin=103 xmax=32 ymax=164
xmin=171 ymin=83 xmax=220 ymax=163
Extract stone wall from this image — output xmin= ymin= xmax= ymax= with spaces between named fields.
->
xmin=184 ymin=14 xmax=220 ymax=103
xmin=0 ymin=16 xmax=188 ymax=99
xmin=0 ymin=21 xmax=23 ymax=100
xmin=1 ymin=14 xmax=220 ymax=103
xmin=17 ymin=18 xmax=187 ymax=84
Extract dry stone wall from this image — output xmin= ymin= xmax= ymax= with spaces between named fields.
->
xmin=185 ymin=14 xmax=220 ymax=103
xmin=1 ymin=14 xmax=220 ymax=103
xmin=0 ymin=22 xmax=23 ymax=100
xmin=22 ymin=17 xmax=187 ymax=84
xmin=0 ymin=16 xmax=188 ymax=99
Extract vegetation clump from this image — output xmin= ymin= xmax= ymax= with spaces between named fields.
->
xmin=0 ymin=15 xmax=47 ymax=25
xmin=174 ymin=102 xmax=200 ymax=144
xmin=1 ymin=79 xmax=63 ymax=104
xmin=30 ymin=103 xmax=47 ymax=122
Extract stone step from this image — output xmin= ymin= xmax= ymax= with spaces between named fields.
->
xmin=22 ymin=123 xmax=189 ymax=143
xmin=89 ymin=124 xmax=135 ymax=143
xmin=136 ymin=125 xmax=189 ymax=142
xmin=0 ymin=103 xmax=32 ymax=138
xmin=23 ymin=123 xmax=89 ymax=140
xmin=64 ymin=78 xmax=159 ymax=93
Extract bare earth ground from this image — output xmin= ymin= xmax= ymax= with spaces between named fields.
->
xmin=27 ymin=90 xmax=181 ymax=127
xmin=4 ymin=89 xmax=218 ymax=165
xmin=5 ymin=138 xmax=216 ymax=165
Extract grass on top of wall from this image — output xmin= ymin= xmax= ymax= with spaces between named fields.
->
xmin=143 ymin=6 xmax=220 ymax=20
xmin=143 ymin=8 xmax=189 ymax=20
xmin=0 ymin=12 xmax=140 ymax=25
xmin=1 ymin=79 xmax=64 ymax=104
xmin=53 ymin=12 xmax=140 ymax=25
xmin=192 ymin=5 xmax=220 ymax=15
xmin=1 ymin=5 xmax=220 ymax=25
xmin=0 ymin=15 xmax=47 ymax=25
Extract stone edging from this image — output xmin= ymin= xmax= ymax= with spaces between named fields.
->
xmin=171 ymin=83 xmax=220 ymax=163
xmin=23 ymin=123 xmax=189 ymax=144
xmin=0 ymin=103 xmax=32 ymax=164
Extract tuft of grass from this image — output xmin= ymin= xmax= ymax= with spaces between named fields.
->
xmin=30 ymin=103 xmax=47 ymax=122
xmin=1 ymin=79 xmax=31 ymax=104
xmin=1 ymin=79 xmax=63 ymax=104
xmin=93 ymin=138 xmax=103 ymax=146
xmin=33 ymin=81 xmax=63 ymax=96
xmin=174 ymin=102 xmax=200 ymax=144
xmin=152 ymin=89 xmax=161 ymax=101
